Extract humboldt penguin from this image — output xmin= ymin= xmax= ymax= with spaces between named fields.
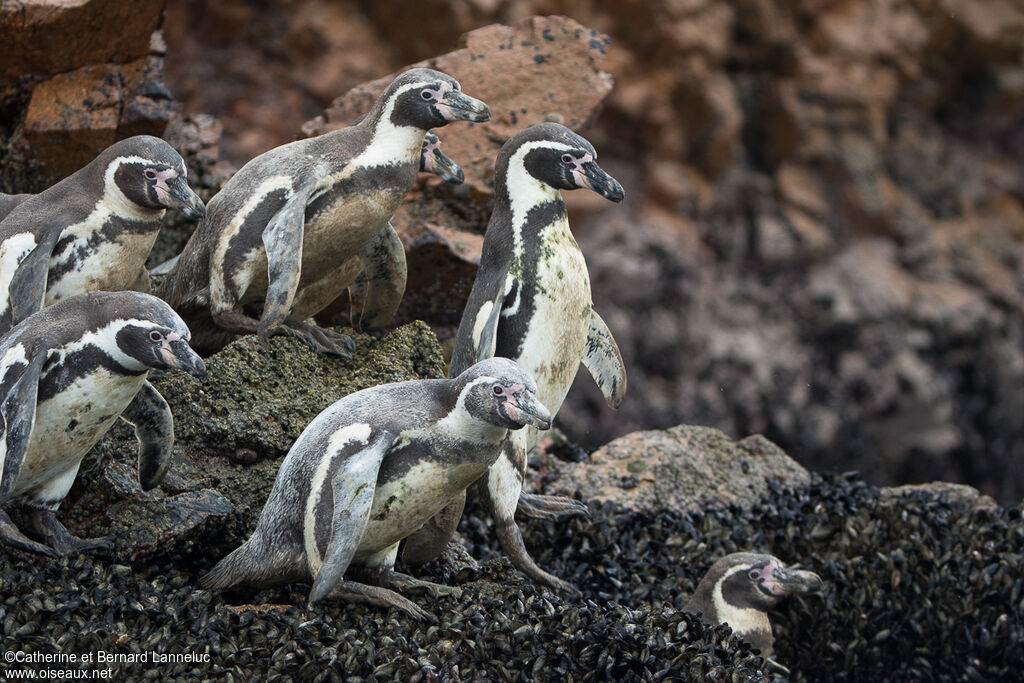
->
xmin=158 ymin=68 xmax=489 ymax=356
xmin=0 ymin=291 xmax=206 ymax=557
xmin=403 ymin=123 xmax=626 ymax=592
xmin=685 ymin=552 xmax=824 ymax=666
xmin=0 ymin=136 xmax=205 ymax=336
xmin=201 ymin=357 xmax=550 ymax=621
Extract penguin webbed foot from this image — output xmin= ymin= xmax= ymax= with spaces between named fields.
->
xmin=279 ymin=317 xmax=355 ymax=358
xmin=495 ymin=518 xmax=580 ymax=597
xmin=517 ymin=491 xmax=590 ymax=522
xmin=0 ymin=509 xmax=60 ymax=557
xmin=372 ymin=569 xmax=464 ymax=599
xmin=322 ymin=579 xmax=437 ymax=623
xmin=28 ymin=508 xmax=114 ymax=556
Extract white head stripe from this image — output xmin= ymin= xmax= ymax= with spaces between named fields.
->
xmin=506 ymin=140 xmax=575 ymax=254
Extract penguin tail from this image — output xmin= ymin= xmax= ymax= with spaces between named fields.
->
xmin=200 ymin=541 xmax=259 ymax=590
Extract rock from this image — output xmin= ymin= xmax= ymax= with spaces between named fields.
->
xmin=17 ymin=58 xmax=173 ymax=179
xmin=541 ymin=425 xmax=810 ymax=514
xmin=0 ymin=0 xmax=164 ymax=84
xmin=880 ymin=482 xmax=999 ymax=509
xmin=62 ymin=322 xmax=446 ymax=563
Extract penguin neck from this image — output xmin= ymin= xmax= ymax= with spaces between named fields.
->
xmin=355 ymin=94 xmax=428 ymax=169
xmin=496 ymin=165 xmax=565 ymax=261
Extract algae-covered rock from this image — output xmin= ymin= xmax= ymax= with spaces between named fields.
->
xmin=64 ymin=322 xmax=445 ymax=562
xmin=542 ymin=424 xmax=810 ymax=514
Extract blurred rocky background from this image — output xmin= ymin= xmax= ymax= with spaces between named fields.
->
xmin=2 ymin=0 xmax=1023 ymax=507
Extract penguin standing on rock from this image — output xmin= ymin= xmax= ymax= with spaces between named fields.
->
xmin=403 ymin=123 xmax=627 ymax=592
xmin=685 ymin=552 xmax=824 ymax=669
xmin=0 ymin=136 xmax=206 ymax=336
xmin=202 ymin=358 xmax=550 ymax=621
xmin=158 ymin=68 xmax=490 ymax=356
xmin=0 ymin=291 xmax=206 ymax=557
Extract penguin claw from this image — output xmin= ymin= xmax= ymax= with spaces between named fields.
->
xmin=0 ymin=513 xmax=61 ymax=558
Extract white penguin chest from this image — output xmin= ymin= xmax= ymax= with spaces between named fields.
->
xmin=514 ymin=219 xmax=592 ymax=412
xmin=13 ymin=369 xmax=147 ymax=502
xmin=48 ymin=220 xmax=159 ymax=303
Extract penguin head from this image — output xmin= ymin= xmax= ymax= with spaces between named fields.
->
xmin=85 ymin=292 xmax=207 ymax=379
xmin=420 ymin=131 xmax=464 ymax=184
xmin=497 ymin=122 xmax=625 ymax=202
xmin=456 ymin=357 xmax=551 ymax=431
xmin=384 ymin=68 xmax=491 ymax=130
xmin=104 ymin=136 xmax=206 ymax=220
xmin=703 ymin=552 xmax=824 ymax=612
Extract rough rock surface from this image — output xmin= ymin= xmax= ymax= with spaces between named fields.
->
xmin=0 ymin=3 xmax=173 ymax=191
xmin=542 ymin=424 xmax=810 ymax=514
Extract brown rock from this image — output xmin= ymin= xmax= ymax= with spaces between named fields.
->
xmin=301 ymin=16 xmax=615 ymax=197
xmin=18 ymin=57 xmax=172 ymax=180
xmin=0 ymin=0 xmax=165 ymax=83
xmin=541 ymin=425 xmax=810 ymax=514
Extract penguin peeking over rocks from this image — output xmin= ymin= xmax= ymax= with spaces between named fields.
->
xmin=685 ymin=552 xmax=825 ymax=673
xmin=0 ymin=136 xmax=206 ymax=337
xmin=201 ymin=358 xmax=550 ymax=621
xmin=402 ymin=123 xmax=627 ymax=593
xmin=158 ymin=68 xmax=490 ymax=357
xmin=0 ymin=291 xmax=206 ymax=558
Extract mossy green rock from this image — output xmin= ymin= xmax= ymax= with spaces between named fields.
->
xmin=157 ymin=321 xmax=445 ymax=458
xmin=64 ymin=323 xmax=445 ymax=562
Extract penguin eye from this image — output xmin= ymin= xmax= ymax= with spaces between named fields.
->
xmin=144 ymin=169 xmax=158 ymax=181
xmin=561 ymin=154 xmax=574 ymax=164
xmin=493 ymin=385 xmax=504 ymax=396
xmin=421 ymin=89 xmax=435 ymax=101
xmin=149 ymin=331 xmax=163 ymax=342
xmin=748 ymin=569 xmax=760 ymax=580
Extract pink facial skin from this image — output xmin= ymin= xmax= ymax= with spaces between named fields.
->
xmin=428 ymin=82 xmax=457 ymax=121
xmin=158 ymin=330 xmax=183 ymax=366
xmin=149 ymin=167 xmax=180 ymax=205
xmin=422 ymin=139 xmax=438 ymax=172
xmin=568 ymin=152 xmax=595 ymax=189
xmin=750 ymin=559 xmax=788 ymax=596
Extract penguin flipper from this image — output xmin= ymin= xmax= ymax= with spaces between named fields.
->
xmin=259 ymin=175 xmax=319 ymax=338
xmin=5 ymin=231 xmax=59 ymax=333
xmin=581 ymin=309 xmax=627 ymax=409
xmin=120 ymin=381 xmax=174 ymax=491
xmin=309 ymin=432 xmax=393 ymax=604
xmin=359 ymin=222 xmax=407 ymax=330
xmin=0 ymin=345 xmax=44 ymax=502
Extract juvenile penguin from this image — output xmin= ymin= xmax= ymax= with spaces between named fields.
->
xmin=403 ymin=123 xmax=627 ymax=591
xmin=685 ymin=552 xmax=824 ymax=663
xmin=201 ymin=357 xmax=550 ymax=620
xmin=0 ymin=136 xmax=205 ymax=336
xmin=158 ymin=68 xmax=489 ymax=356
xmin=0 ymin=291 xmax=206 ymax=557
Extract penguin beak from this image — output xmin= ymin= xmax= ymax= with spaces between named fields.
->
xmin=167 ymin=177 xmax=207 ymax=220
xmin=580 ymin=161 xmax=625 ymax=203
xmin=503 ymin=390 xmax=552 ymax=431
xmin=438 ymin=90 xmax=491 ymax=123
xmin=766 ymin=565 xmax=825 ymax=596
xmin=426 ymin=147 xmax=465 ymax=184
xmin=162 ymin=338 xmax=207 ymax=379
